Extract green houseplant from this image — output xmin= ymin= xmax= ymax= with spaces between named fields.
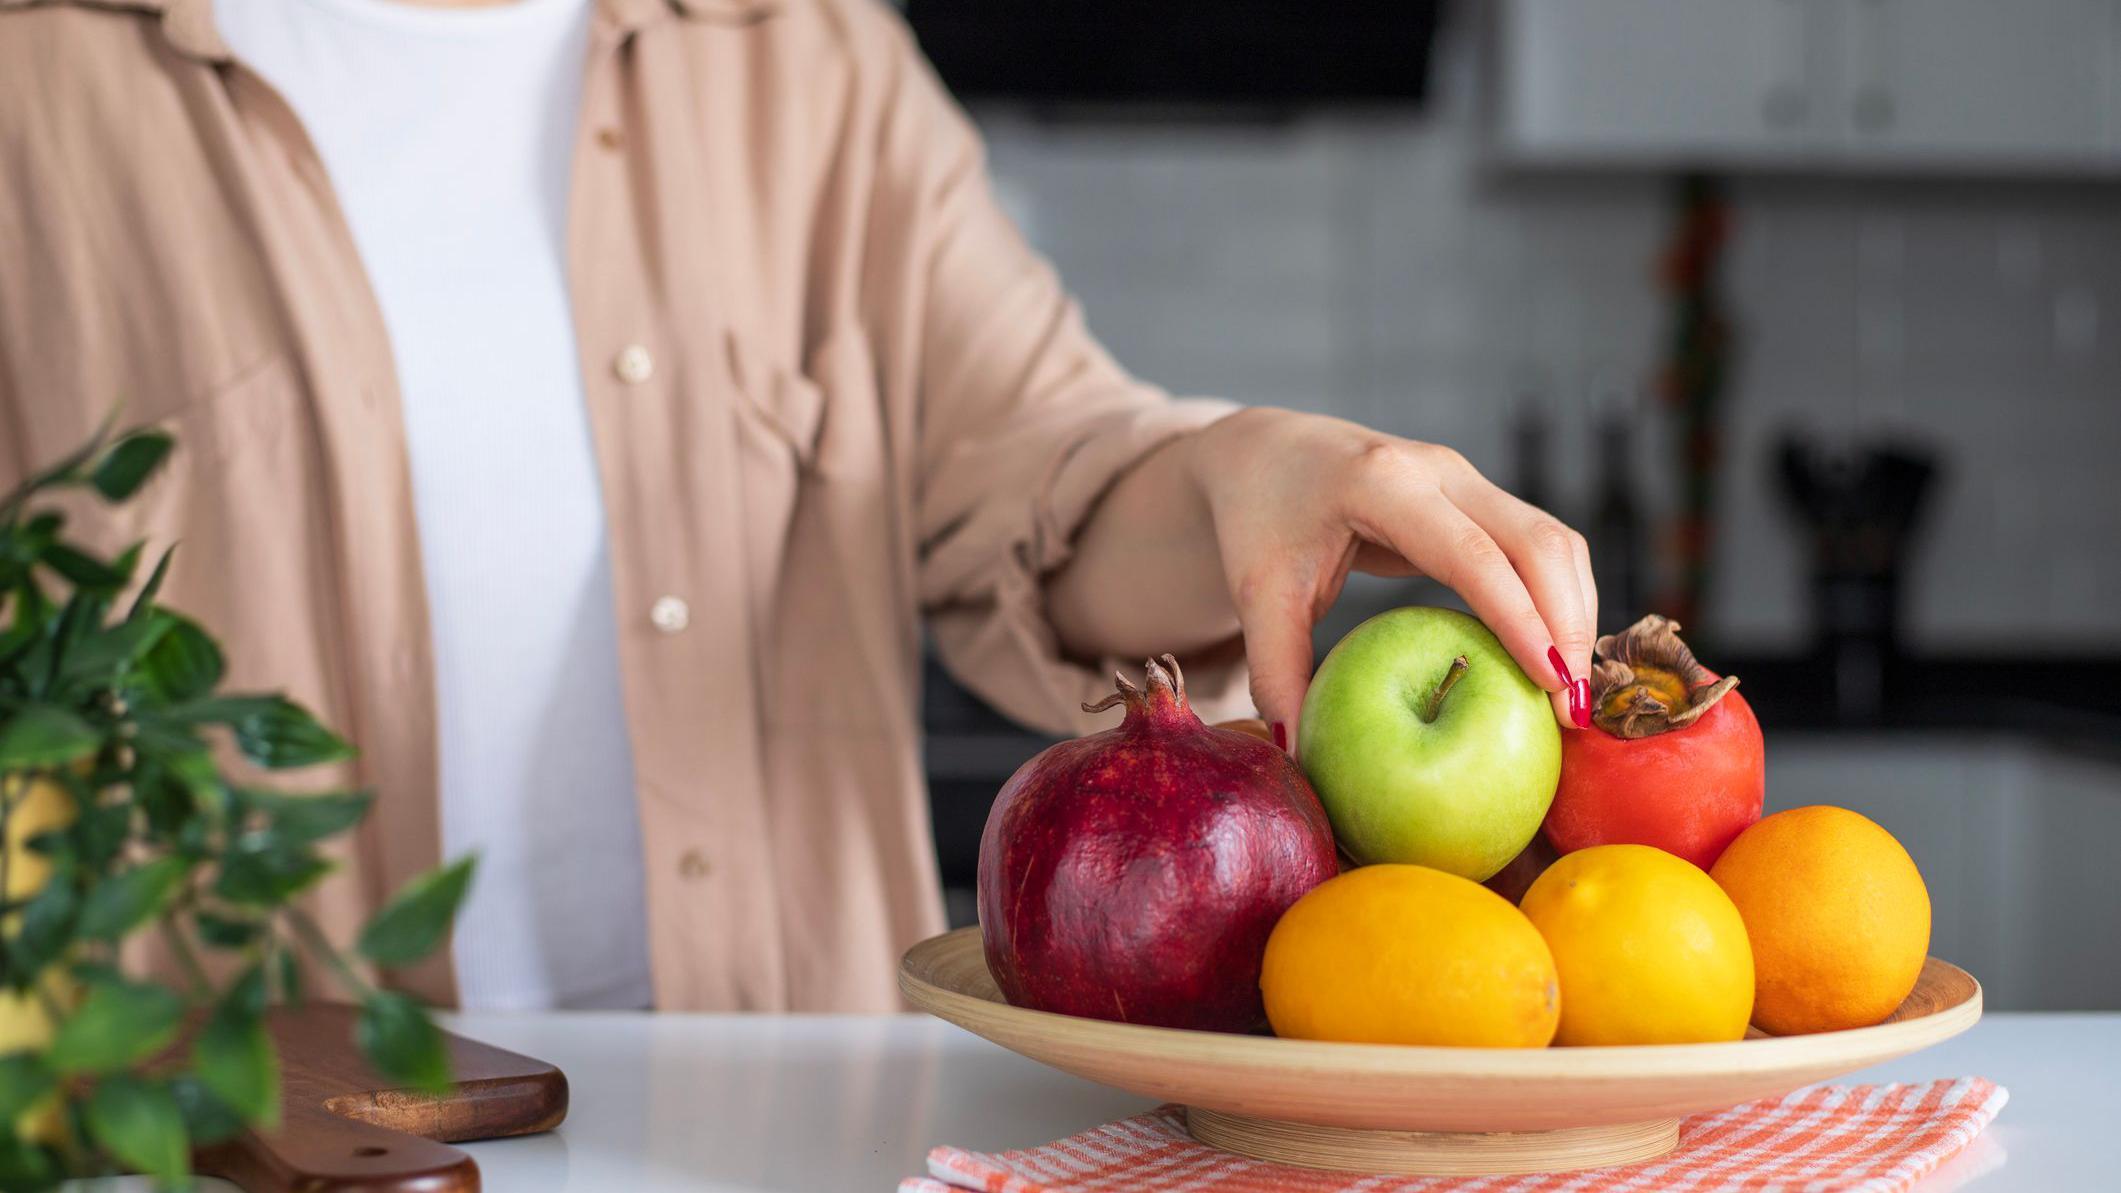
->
xmin=0 ymin=423 xmax=474 ymax=1189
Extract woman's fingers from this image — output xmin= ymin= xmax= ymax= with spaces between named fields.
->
xmin=1571 ymin=527 xmax=1599 ymax=651
xmin=1346 ymin=446 xmax=1591 ymax=729
xmin=1443 ymin=472 xmax=1598 ymax=728
xmin=1231 ymin=571 xmax=1318 ymax=751
xmin=1191 ymin=417 xmax=1599 ymax=739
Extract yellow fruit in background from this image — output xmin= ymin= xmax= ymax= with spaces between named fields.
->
xmin=0 ymin=984 xmax=58 ymax=1054
xmin=1710 ymin=805 xmax=1931 ymax=1036
xmin=1520 ymin=844 xmax=1754 ymax=1046
xmin=3 ymin=774 xmax=79 ymax=1144
xmin=0 ymin=972 xmax=74 ymax=1145
xmin=4 ymin=773 xmax=74 ymax=902
xmin=1261 ymin=864 xmax=1559 ymax=1048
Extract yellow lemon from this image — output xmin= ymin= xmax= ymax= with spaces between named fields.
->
xmin=3 ymin=775 xmax=78 ymax=1144
xmin=0 ymin=971 xmax=75 ymax=1145
xmin=1261 ymin=864 xmax=1559 ymax=1047
xmin=3 ymin=773 xmax=74 ymax=903
xmin=1521 ymin=844 xmax=1754 ymax=1046
xmin=1711 ymin=806 xmax=1931 ymax=1035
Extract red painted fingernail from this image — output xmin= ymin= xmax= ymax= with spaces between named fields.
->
xmin=1570 ymin=678 xmax=1593 ymax=729
xmin=1546 ymin=644 xmax=1574 ymax=688
xmin=1271 ymin=721 xmax=1288 ymax=752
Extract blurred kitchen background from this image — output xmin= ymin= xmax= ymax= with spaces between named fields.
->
xmin=906 ymin=0 xmax=2121 ymax=1010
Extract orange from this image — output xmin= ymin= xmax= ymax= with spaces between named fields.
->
xmin=1260 ymin=864 xmax=1559 ymax=1047
xmin=1710 ymin=806 xmax=1931 ymax=1035
xmin=1520 ymin=844 xmax=1754 ymax=1045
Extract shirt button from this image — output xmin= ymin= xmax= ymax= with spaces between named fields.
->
xmin=613 ymin=344 xmax=655 ymax=384
xmin=596 ymin=126 xmax=625 ymax=151
xmin=678 ymin=849 xmax=710 ymax=881
xmin=649 ymin=595 xmax=690 ymax=634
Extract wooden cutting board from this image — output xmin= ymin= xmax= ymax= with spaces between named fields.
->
xmin=194 ymin=1003 xmax=568 ymax=1192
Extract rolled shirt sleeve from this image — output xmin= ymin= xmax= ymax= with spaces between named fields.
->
xmin=863 ymin=12 xmax=1250 ymax=736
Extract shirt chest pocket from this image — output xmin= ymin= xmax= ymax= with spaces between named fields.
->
xmin=725 ymin=326 xmax=913 ymax=729
xmin=726 ymin=329 xmax=827 ymax=605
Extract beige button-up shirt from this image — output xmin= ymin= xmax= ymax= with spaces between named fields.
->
xmin=0 ymin=0 xmax=1244 ymax=1010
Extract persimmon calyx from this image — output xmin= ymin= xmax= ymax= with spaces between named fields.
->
xmin=1589 ymin=615 xmax=1740 ymax=739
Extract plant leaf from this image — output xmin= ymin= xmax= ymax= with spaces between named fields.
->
xmin=128 ymin=544 xmax=178 ymax=622
xmin=85 ymin=1074 xmax=190 ymax=1186
xmin=45 ymin=979 xmax=185 ymax=1075
xmin=225 ymin=961 xmax=268 ymax=1020
xmin=35 ymin=591 xmax=101 ymax=696
xmin=272 ymin=946 xmax=303 ymax=1005
xmin=0 ymin=418 xmax=108 ymax=517
xmin=181 ymin=695 xmax=352 ymax=770
xmin=40 ymin=542 xmax=127 ymax=591
xmin=0 ymin=705 xmax=100 ymax=769
xmin=193 ymin=912 xmax=264 ymax=950
xmin=75 ymin=857 xmax=188 ymax=942
xmin=73 ymin=801 xmax=134 ymax=871
xmin=169 ymin=1075 xmax=247 ymax=1148
xmin=231 ymin=697 xmax=354 ymax=770
xmin=132 ymin=613 xmax=224 ymax=706
xmin=8 ymin=880 xmax=78 ymax=977
xmin=356 ymin=991 xmax=450 ymax=1095
xmin=126 ymin=716 xmax=206 ymax=763
xmin=0 ymin=583 xmax=50 ymax=672
xmin=0 ymin=1133 xmax=58 ymax=1191
xmin=12 ymin=513 xmax=64 ymax=558
xmin=242 ymin=789 xmax=373 ymax=845
xmin=356 ymin=856 xmax=475 ymax=969
xmin=131 ymin=762 xmax=195 ymax=841
xmin=89 ymin=431 xmax=174 ymax=502
xmin=64 ymin=614 xmax=175 ymax=684
xmin=213 ymin=842 xmax=332 ymax=907
xmin=0 ymin=1053 xmax=54 ymax=1127
xmin=109 ymin=540 xmax=145 ymax=584
xmin=163 ymin=745 xmax=228 ymax=819
xmin=194 ymin=970 xmax=279 ymax=1128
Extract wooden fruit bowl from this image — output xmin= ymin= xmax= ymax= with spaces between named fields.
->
xmin=899 ymin=926 xmax=1982 ymax=1176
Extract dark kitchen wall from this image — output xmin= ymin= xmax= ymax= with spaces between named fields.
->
xmin=957 ymin=10 xmax=2121 ymax=655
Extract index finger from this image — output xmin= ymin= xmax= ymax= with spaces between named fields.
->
xmin=1346 ymin=468 xmax=1580 ymax=726
xmin=1446 ymin=478 xmax=1597 ymax=727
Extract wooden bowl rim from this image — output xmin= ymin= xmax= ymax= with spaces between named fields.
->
xmin=899 ymin=925 xmax=1983 ymax=1077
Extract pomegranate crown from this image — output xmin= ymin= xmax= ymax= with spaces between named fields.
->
xmin=1083 ymin=654 xmax=1194 ymax=725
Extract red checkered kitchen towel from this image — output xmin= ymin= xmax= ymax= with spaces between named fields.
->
xmin=901 ymin=1078 xmax=2005 ymax=1193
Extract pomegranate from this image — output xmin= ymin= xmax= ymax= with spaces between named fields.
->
xmin=977 ymin=656 xmax=1338 ymax=1032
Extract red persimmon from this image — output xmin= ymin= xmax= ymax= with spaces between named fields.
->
xmin=1543 ymin=616 xmax=1765 ymax=872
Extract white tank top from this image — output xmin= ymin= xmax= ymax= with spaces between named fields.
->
xmin=218 ymin=0 xmax=654 ymax=1011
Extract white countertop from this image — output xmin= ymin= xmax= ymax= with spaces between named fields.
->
xmin=179 ymin=1011 xmax=2114 ymax=1192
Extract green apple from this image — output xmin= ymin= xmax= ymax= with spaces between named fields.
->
xmin=1297 ymin=606 xmax=1561 ymax=881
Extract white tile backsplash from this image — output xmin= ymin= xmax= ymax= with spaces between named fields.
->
xmin=970 ymin=29 xmax=2121 ymax=652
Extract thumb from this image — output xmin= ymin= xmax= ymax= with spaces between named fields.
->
xmin=1237 ymin=583 xmax=1317 ymax=754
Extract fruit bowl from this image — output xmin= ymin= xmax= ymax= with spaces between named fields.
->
xmin=899 ymin=926 xmax=1982 ymax=1176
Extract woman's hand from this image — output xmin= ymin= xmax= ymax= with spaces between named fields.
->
xmin=1049 ymin=407 xmax=1597 ymax=738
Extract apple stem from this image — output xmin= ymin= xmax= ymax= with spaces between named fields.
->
xmin=1422 ymin=655 xmax=1471 ymax=723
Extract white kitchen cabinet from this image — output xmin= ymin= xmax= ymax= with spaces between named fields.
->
xmin=1495 ymin=0 xmax=2121 ymax=172
xmin=1765 ymin=735 xmax=2121 ymax=1011
xmin=1838 ymin=0 xmax=2117 ymax=165
xmin=1497 ymin=0 xmax=1824 ymax=163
